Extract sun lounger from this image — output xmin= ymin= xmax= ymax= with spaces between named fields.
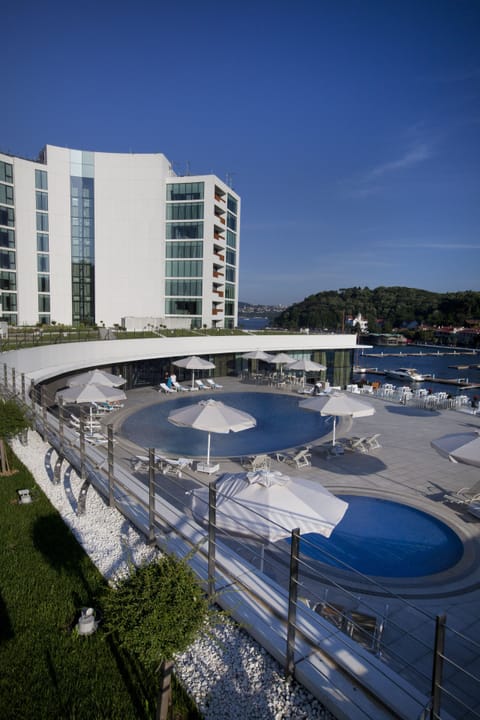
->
xmin=275 ymin=446 xmax=312 ymax=469
xmin=206 ymin=378 xmax=223 ymax=389
xmin=172 ymin=381 xmax=189 ymax=391
xmin=444 ymin=480 xmax=480 ymax=506
xmin=130 ymin=454 xmax=192 ymax=476
xmin=158 ymin=382 xmax=176 ymax=393
xmin=195 ymin=379 xmax=208 ymax=390
xmin=242 ymin=454 xmax=271 ymax=472
xmin=344 ymin=436 xmax=369 ymax=453
xmin=364 ymin=434 xmax=381 ymax=450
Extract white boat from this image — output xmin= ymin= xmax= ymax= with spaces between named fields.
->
xmin=385 ymin=368 xmax=425 ymax=382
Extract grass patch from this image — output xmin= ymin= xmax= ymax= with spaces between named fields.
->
xmin=0 ymin=446 xmax=202 ymax=719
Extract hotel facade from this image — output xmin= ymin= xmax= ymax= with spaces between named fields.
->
xmin=0 ymin=145 xmax=239 ymax=329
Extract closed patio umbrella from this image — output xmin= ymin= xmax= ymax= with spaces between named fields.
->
xmin=173 ymin=355 xmax=216 ymax=389
xmin=168 ymin=398 xmax=256 ymax=469
xmin=191 ymin=471 xmax=349 ymax=543
xmin=300 ymin=391 xmax=375 ymax=446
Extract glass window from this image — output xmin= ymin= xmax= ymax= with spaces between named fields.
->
xmin=166 ymin=203 xmax=204 ymax=220
xmin=227 ymin=212 xmax=237 ymax=231
xmin=38 ymin=275 xmax=50 ymax=292
xmin=37 ymin=233 xmax=49 ymax=252
xmin=36 ymin=213 xmax=49 ymax=232
xmin=166 ymin=260 xmax=203 ymax=277
xmin=226 ymin=230 xmax=236 ymax=248
xmin=2 ymin=293 xmax=17 ymax=311
xmin=35 ymin=169 xmax=48 ymax=190
xmin=227 ymin=195 xmax=238 ymax=214
xmin=0 ymin=250 xmax=15 ymax=269
xmin=0 ymin=271 xmax=16 ymax=290
xmin=37 ymin=255 xmax=50 ymax=272
xmin=0 ymin=228 xmax=15 ymax=248
xmin=0 ymin=207 xmax=15 ymax=227
xmin=166 ymin=241 xmax=203 ymax=258
xmin=225 ymin=266 xmax=235 ymax=282
xmin=38 ymin=314 xmax=50 ymax=324
xmin=224 ymin=301 xmax=235 ymax=316
xmin=36 ymin=191 xmax=48 ymax=211
xmin=166 ymin=222 xmax=203 ymax=240
xmin=225 ymin=283 xmax=235 ymax=299
xmin=38 ymin=295 xmax=50 ymax=312
xmin=166 ymin=182 xmax=204 ymax=201
xmin=0 ymin=184 xmax=14 ymax=205
xmin=165 ymin=279 xmax=202 ymax=296
xmin=0 ymin=162 xmax=13 ymax=184
xmin=226 ymin=248 xmax=236 ymax=266
xmin=165 ymin=299 xmax=202 ymax=315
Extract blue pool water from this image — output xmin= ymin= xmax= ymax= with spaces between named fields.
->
xmin=299 ymin=495 xmax=464 ymax=577
xmin=121 ymin=392 xmax=330 ymax=457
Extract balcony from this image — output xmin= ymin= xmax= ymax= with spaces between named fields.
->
xmin=213 ymin=270 xmax=224 ymax=278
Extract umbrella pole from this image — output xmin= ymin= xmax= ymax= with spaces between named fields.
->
xmin=192 ymin=370 xmax=195 ymax=390
xmin=332 ymin=417 xmax=336 ymax=446
xmin=207 ymin=433 xmax=211 ymax=466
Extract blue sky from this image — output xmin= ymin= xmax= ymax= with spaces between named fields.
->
xmin=4 ymin=0 xmax=480 ymax=305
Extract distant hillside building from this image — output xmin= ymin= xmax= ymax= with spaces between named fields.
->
xmin=0 ymin=146 xmax=239 ymax=329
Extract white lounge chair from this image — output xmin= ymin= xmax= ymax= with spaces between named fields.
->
xmin=159 ymin=382 xmax=175 ymax=393
xmin=444 ymin=480 xmax=480 ymax=506
xmin=172 ymin=380 xmax=189 ymax=391
xmin=242 ymin=454 xmax=271 ymax=472
xmin=344 ymin=436 xmax=369 ymax=453
xmin=364 ymin=434 xmax=381 ymax=450
xmin=195 ymin=379 xmax=208 ymax=390
xmin=206 ymin=378 xmax=223 ymax=390
xmin=275 ymin=446 xmax=312 ymax=468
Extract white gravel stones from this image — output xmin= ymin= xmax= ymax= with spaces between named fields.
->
xmin=11 ymin=431 xmax=336 ymax=720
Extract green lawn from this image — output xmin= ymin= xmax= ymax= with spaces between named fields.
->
xmin=0 ymin=448 xmax=201 ymax=720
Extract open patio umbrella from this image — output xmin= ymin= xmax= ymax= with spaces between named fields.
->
xmin=241 ymin=350 xmax=274 ymax=374
xmin=287 ymin=359 xmax=326 ymax=387
xmin=431 ymin=431 xmax=480 ymax=468
xmin=190 ymin=471 xmax=349 ymax=543
xmin=172 ymin=355 xmax=216 ymax=389
xmin=168 ymin=399 xmax=256 ymax=468
xmin=300 ymin=391 xmax=375 ymax=446
xmin=55 ymin=383 xmax=127 ymax=424
xmin=67 ymin=368 xmax=126 ymax=387
xmin=268 ymin=352 xmax=296 ymax=376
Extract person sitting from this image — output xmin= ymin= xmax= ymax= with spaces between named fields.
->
xmin=166 ymin=375 xmax=174 ymax=389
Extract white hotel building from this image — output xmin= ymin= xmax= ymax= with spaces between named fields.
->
xmin=0 ymin=145 xmax=239 ymax=329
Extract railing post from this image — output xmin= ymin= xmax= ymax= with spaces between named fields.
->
xmin=430 ymin=614 xmax=446 ymax=720
xmin=3 ymin=363 xmax=7 ymax=391
xmin=58 ymin=398 xmax=64 ymax=456
xmin=107 ymin=426 xmax=115 ymax=508
xmin=21 ymin=373 xmax=25 ymax=403
xmin=148 ymin=448 xmax=156 ymax=543
xmin=208 ymin=483 xmax=216 ymax=599
xmin=11 ymin=367 xmax=16 ymax=395
xmin=79 ymin=412 xmax=86 ymax=482
xmin=40 ymin=386 xmax=47 ymax=440
xmin=286 ymin=528 xmax=300 ymax=677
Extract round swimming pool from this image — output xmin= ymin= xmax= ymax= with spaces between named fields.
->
xmin=121 ymin=392 xmax=330 ymax=457
xmin=298 ymin=495 xmax=464 ymax=577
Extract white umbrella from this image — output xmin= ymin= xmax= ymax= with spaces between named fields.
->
xmin=173 ymin=355 xmax=216 ymax=389
xmin=168 ymin=399 xmax=256 ymax=467
xmin=241 ymin=350 xmax=274 ymax=361
xmin=431 ymin=432 xmax=480 ymax=468
xmin=268 ymin=352 xmax=296 ymax=376
xmin=191 ymin=471 xmax=349 ymax=543
xmin=55 ymin=383 xmax=127 ymax=424
xmin=299 ymin=391 xmax=375 ymax=446
xmin=287 ymin=359 xmax=326 ymax=386
xmin=67 ymin=368 xmax=126 ymax=387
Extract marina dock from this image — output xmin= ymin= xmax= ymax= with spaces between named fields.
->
xmin=353 ymin=367 xmax=480 ymax=389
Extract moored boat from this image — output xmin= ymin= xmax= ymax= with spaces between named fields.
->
xmin=385 ymin=368 xmax=425 ymax=382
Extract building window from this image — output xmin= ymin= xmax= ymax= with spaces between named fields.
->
xmin=37 ymin=255 xmax=50 ymax=272
xmin=224 ymin=301 xmax=235 ymax=316
xmin=38 ymin=314 xmax=50 ymax=324
xmin=166 ymin=182 xmax=204 ymax=201
xmin=0 ymin=271 xmax=16 ymax=290
xmin=38 ymin=275 xmax=50 ymax=292
xmin=35 ymin=169 xmax=48 ymax=190
xmin=226 ymin=248 xmax=236 ymax=266
xmin=0 ymin=162 xmax=13 ymax=184
xmin=227 ymin=195 xmax=238 ymax=214
xmin=225 ymin=283 xmax=235 ymax=299
xmin=166 ymin=222 xmax=203 ymax=240
xmin=165 ymin=279 xmax=202 ymax=296
xmin=37 ymin=233 xmax=49 ymax=252
xmin=227 ymin=212 xmax=237 ymax=231
xmin=36 ymin=213 xmax=49 ymax=232
xmin=166 ymin=203 xmax=204 ymax=220
xmin=226 ymin=230 xmax=236 ymax=248
xmin=165 ymin=260 xmax=203 ymax=277
xmin=165 ymin=299 xmax=202 ymax=315
xmin=36 ymin=191 xmax=48 ymax=211
xmin=225 ymin=266 xmax=235 ymax=282
xmin=2 ymin=293 xmax=17 ymax=311
xmin=0 ymin=207 xmax=15 ymax=227
xmin=70 ymin=175 xmax=95 ymax=325
xmin=0 ymin=228 xmax=15 ymax=249
xmin=38 ymin=295 xmax=50 ymax=312
xmin=166 ymin=241 xmax=203 ymax=258
xmin=0 ymin=250 xmax=16 ymax=269
xmin=0 ymin=184 xmax=14 ymax=205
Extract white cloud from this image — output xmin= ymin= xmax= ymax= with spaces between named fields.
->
xmin=367 ymin=143 xmax=432 ymax=180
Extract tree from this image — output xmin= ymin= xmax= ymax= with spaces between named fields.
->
xmin=102 ymin=554 xmax=210 ymax=720
xmin=0 ymin=399 xmax=30 ymax=476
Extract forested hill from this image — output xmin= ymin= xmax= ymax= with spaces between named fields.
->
xmin=274 ymin=287 xmax=480 ymax=332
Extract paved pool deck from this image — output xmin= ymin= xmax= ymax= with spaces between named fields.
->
xmin=103 ymin=377 xmax=480 ymax=716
